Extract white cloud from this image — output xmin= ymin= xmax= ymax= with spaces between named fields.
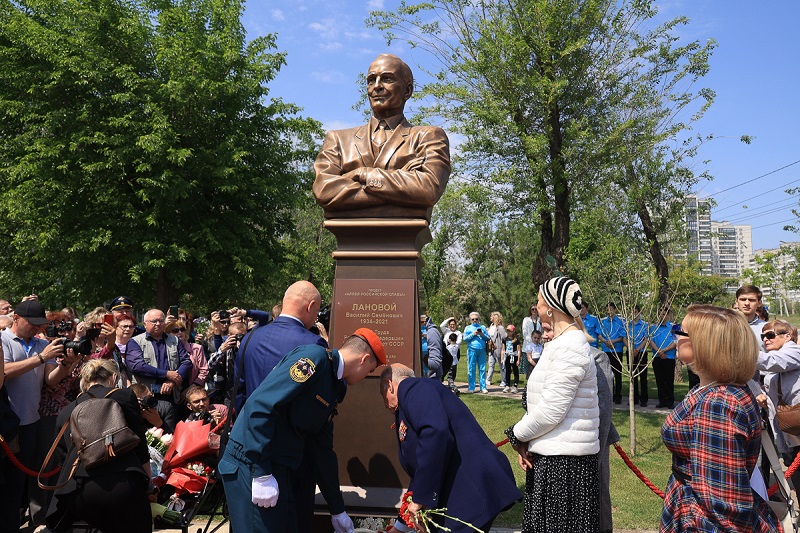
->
xmin=311 ymin=70 xmax=349 ymax=84
xmin=308 ymin=19 xmax=340 ymax=40
xmin=367 ymin=0 xmax=384 ymax=9
xmin=321 ymin=41 xmax=344 ymax=51
xmin=271 ymin=9 xmax=285 ymax=21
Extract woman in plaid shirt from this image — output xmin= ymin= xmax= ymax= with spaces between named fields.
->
xmin=661 ymin=305 xmax=780 ymax=532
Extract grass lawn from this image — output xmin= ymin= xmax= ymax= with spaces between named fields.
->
xmin=453 ymin=353 xmax=694 ymax=530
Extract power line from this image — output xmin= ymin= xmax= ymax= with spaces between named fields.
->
xmin=722 ymin=198 xmax=797 ymax=224
xmin=750 ymin=217 xmax=797 ymax=231
xmin=701 ymin=158 xmax=800 ymax=201
xmin=713 ymin=176 xmax=800 ymax=214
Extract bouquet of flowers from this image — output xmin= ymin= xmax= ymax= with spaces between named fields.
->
xmin=186 ymin=462 xmax=213 ymax=477
xmin=146 ymin=427 xmax=173 ymax=455
xmin=399 ymin=491 xmax=482 ymax=532
xmin=193 ymin=317 xmax=210 ymax=337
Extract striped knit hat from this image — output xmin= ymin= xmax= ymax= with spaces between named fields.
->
xmin=539 ymin=276 xmax=583 ymax=318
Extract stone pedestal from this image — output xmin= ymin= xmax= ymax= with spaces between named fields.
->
xmin=316 ymin=218 xmax=428 ymax=519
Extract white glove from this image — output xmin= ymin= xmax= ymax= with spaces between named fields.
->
xmin=331 ymin=511 xmax=354 ymax=533
xmin=251 ymin=474 xmax=279 ymax=508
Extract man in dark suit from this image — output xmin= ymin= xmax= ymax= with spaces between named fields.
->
xmin=236 ymin=280 xmax=326 ymax=406
xmin=313 ymin=54 xmax=450 ymax=222
xmin=219 ymin=329 xmax=387 ymax=533
xmin=379 ymin=364 xmax=521 ymax=532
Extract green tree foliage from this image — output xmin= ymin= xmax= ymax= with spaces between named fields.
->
xmin=0 ymin=0 xmax=321 ymax=311
xmin=369 ymin=0 xmax=712 ymax=289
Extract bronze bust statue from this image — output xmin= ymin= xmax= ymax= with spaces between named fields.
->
xmin=313 ymin=54 xmax=451 ymax=221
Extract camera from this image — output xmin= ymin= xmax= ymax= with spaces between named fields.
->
xmin=45 ymin=320 xmax=73 ymax=338
xmin=218 ymin=310 xmax=231 ymax=320
xmin=139 ymin=395 xmax=158 ymax=410
xmin=188 ymin=410 xmax=214 ymax=424
xmin=310 ymin=304 xmax=331 ymax=336
xmin=235 ymin=333 xmax=245 ymax=342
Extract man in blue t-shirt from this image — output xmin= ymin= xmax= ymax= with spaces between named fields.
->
xmin=626 ymin=305 xmax=650 ymax=407
xmin=599 ymin=302 xmax=626 ymax=404
xmin=649 ymin=307 xmax=677 ymax=409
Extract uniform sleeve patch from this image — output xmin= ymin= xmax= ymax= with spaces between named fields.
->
xmin=290 ymin=358 xmax=316 ymax=382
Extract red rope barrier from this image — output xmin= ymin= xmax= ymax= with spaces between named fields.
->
xmin=497 ymin=437 xmax=665 ymax=498
xmin=614 ymin=443 xmax=665 ymax=499
xmin=0 ymin=435 xmax=61 ymax=479
xmin=767 ymin=448 xmax=800 ymax=497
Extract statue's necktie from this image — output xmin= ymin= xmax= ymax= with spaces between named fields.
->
xmin=373 ymin=120 xmax=388 ymax=148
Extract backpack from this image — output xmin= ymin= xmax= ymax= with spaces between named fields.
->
xmin=39 ymin=388 xmax=140 ymax=490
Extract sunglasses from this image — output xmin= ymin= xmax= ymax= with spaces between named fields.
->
xmin=171 ymin=328 xmax=187 ymax=333
xmin=761 ymin=331 xmax=785 ymax=341
xmin=671 ymin=324 xmax=689 ymax=338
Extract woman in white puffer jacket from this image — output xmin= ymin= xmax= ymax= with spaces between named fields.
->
xmin=505 ymin=276 xmax=600 ymax=533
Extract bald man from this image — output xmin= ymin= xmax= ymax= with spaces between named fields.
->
xmin=313 ymin=54 xmax=450 ymax=221
xmin=237 ymin=280 xmax=326 ymax=404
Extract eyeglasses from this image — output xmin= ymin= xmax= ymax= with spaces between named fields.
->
xmin=118 ymin=324 xmax=134 ymax=329
xmin=146 ymin=319 xmax=165 ymax=324
xmin=170 ymin=328 xmax=186 ymax=333
xmin=762 ymin=331 xmax=786 ymax=341
xmin=470 ymin=318 xmax=479 ymax=321
xmin=671 ymin=324 xmax=689 ymax=338
xmin=219 ymin=320 xmax=230 ymax=325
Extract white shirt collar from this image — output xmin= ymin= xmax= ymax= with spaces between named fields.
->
xmin=337 ymin=350 xmax=344 ymax=380
xmin=282 ymin=314 xmax=305 ymax=327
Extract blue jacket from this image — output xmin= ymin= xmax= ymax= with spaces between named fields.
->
xmin=236 ymin=315 xmax=328 ymax=408
xmin=394 ymin=378 xmax=521 ymax=531
xmin=220 ymin=344 xmax=346 ymax=514
xmin=463 ymin=323 xmax=489 ymax=352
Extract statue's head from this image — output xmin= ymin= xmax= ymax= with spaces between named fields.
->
xmin=367 ymin=54 xmax=414 ymax=119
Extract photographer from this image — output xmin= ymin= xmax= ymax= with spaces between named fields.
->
xmin=131 ymin=382 xmax=176 ymax=434
xmin=206 ymin=322 xmax=246 ymax=405
xmin=183 ymin=385 xmax=227 ymax=425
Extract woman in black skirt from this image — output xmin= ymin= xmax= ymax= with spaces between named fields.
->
xmin=45 ymin=358 xmax=152 ymax=532
xmin=505 ymin=277 xmax=600 ymax=533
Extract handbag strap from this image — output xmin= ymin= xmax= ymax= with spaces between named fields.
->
xmin=38 ymin=419 xmax=78 ymax=491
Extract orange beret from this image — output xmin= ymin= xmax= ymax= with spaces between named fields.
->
xmin=353 ymin=328 xmax=387 ymax=366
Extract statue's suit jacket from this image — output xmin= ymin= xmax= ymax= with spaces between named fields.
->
xmin=394 ymin=378 xmax=521 ymax=531
xmin=313 ymin=118 xmax=450 ymax=220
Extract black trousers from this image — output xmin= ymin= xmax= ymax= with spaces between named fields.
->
xmin=605 ymin=351 xmax=624 ymax=402
xmin=57 ymin=470 xmax=152 ymax=533
xmin=630 ymin=350 xmax=649 ymax=405
xmin=652 ymin=357 xmax=675 ymax=407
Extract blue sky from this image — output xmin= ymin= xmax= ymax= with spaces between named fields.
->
xmin=242 ymin=0 xmax=799 ymax=251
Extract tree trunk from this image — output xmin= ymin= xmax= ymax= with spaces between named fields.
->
xmin=156 ymin=268 xmax=179 ymax=311
xmin=627 ymin=165 xmax=670 ymax=309
xmin=533 ymin=99 xmax=570 ymax=286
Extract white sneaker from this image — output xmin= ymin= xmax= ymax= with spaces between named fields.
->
xmin=481 ymin=389 xmax=489 ymax=394
xmin=511 ymin=386 xmax=519 ymax=394
xmin=500 ymin=381 xmax=507 ymax=387
xmin=502 ymin=386 xmax=510 ymax=393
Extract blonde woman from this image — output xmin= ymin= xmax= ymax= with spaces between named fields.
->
xmin=661 ymin=305 xmax=779 ymax=532
xmin=486 ymin=311 xmax=507 ymax=388
xmin=46 ymin=359 xmax=151 ymax=532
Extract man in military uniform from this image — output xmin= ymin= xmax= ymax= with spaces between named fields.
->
xmin=219 ymin=328 xmax=387 ymax=533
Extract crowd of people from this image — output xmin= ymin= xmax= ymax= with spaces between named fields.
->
xmin=0 ymin=278 xmax=797 ymax=533
xmin=0 ymin=290 xmax=287 ymax=532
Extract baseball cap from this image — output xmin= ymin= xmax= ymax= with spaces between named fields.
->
xmin=14 ymin=300 xmax=49 ymax=325
xmin=353 ymin=328 xmax=387 ymax=366
xmin=109 ymin=295 xmax=134 ymax=311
